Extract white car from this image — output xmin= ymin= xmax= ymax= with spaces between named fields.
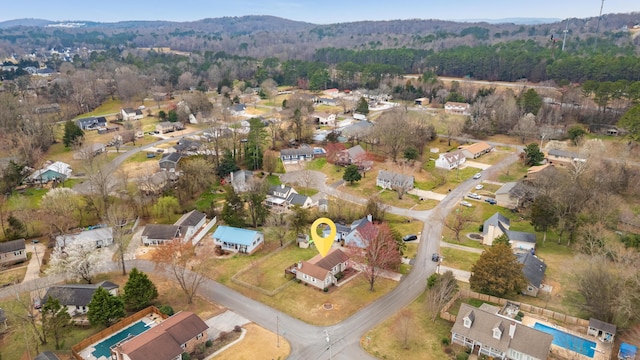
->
xmin=473 ymin=173 xmax=482 ymax=179
xmin=475 ymin=184 xmax=484 ymax=190
xmin=467 ymin=193 xmax=481 ymax=200
xmin=460 ymin=201 xmax=473 ymax=207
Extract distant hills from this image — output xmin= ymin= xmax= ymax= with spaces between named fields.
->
xmin=456 ymin=18 xmax=562 ymax=25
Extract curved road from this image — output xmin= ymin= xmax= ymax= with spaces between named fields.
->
xmin=4 ymin=141 xmax=519 ymax=359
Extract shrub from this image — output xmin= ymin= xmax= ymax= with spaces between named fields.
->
xmin=427 ymin=274 xmax=438 ymax=289
xmin=218 ymin=331 xmax=231 ymax=341
xmin=441 ymin=337 xmax=450 ymax=345
xmin=323 ymin=287 xmax=328 ymax=292
xmin=205 ymin=340 xmax=213 ymax=348
xmin=181 ymin=353 xmax=191 ymax=360
xmin=159 ymin=305 xmax=174 ymax=316
xmin=456 ymin=353 xmax=469 ymax=360
xmin=517 ymin=311 xmax=524 ymax=318
xmin=233 ymin=325 xmax=242 ymax=332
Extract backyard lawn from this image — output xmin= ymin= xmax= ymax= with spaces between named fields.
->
xmin=441 ymin=247 xmax=481 ymax=272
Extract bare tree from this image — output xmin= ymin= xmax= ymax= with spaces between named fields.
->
xmin=151 ymin=239 xmax=206 ymax=304
xmin=394 ymin=308 xmax=414 ymax=350
xmin=444 ymin=207 xmax=475 ymax=241
xmin=426 ymin=271 xmax=459 ymax=321
xmin=374 ymin=108 xmax=411 ymax=162
xmin=355 ymin=223 xmax=402 ymax=292
xmin=510 ymin=113 xmax=538 ymax=144
xmin=266 ymin=212 xmax=290 ymax=247
xmin=104 ymin=203 xmax=135 ymax=275
xmin=260 ymin=78 xmax=278 ymax=105
xmin=47 ymin=242 xmax=108 ymax=284
xmin=39 ymin=188 xmax=84 ymax=236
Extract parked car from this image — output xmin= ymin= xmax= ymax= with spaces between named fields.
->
xmin=460 ymin=201 xmax=473 ymax=207
xmin=467 ymin=193 xmax=481 ymax=200
xmin=146 ymin=153 xmax=156 ymax=158
xmin=485 ymin=198 xmax=497 ymax=205
xmin=431 ymin=253 xmax=440 ymax=262
xmin=34 ymin=297 xmax=42 ymax=310
xmin=402 ymin=234 xmax=418 ymax=242
xmin=155 ymin=149 xmax=165 ymax=153
xmin=475 ymin=184 xmax=484 ymax=190
xmin=473 ymin=173 xmax=482 ymax=179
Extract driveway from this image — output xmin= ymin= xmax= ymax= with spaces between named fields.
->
xmin=464 ymin=160 xmax=492 ymax=170
xmin=206 ymin=310 xmax=250 ymax=339
xmin=408 ymin=188 xmax=446 ymax=201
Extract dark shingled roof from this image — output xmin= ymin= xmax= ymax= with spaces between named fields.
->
xmin=517 ymin=252 xmax=546 ymax=288
xmin=505 ymin=229 xmax=536 ymax=244
xmin=175 ymin=210 xmax=206 ymax=228
xmin=0 ymin=238 xmax=26 ymax=253
xmin=589 ymin=318 xmax=617 ymax=335
xmin=142 ymin=224 xmax=181 ymax=240
xmin=44 ymin=281 xmax=119 ymax=307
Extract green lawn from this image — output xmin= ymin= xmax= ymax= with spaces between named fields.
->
xmin=125 ymin=152 xmax=157 ymax=163
xmin=441 ymin=247 xmax=481 ymax=272
xmin=266 ymin=175 xmax=282 ymax=186
xmin=9 ymin=187 xmax=49 ymax=210
xmin=79 ymin=98 xmax=124 ymax=117
xmin=497 ymin=161 xmax=529 ymax=183
xmin=193 ymin=187 xmax=226 ymax=213
xmin=297 ymin=187 xmax=319 ymax=197
xmin=306 ymin=158 xmax=327 ymax=171
xmin=235 ymin=245 xmax=317 ymax=291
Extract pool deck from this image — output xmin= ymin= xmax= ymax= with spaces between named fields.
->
xmin=78 ymin=315 xmax=162 ymax=360
xmin=522 ymin=316 xmax=613 ymax=360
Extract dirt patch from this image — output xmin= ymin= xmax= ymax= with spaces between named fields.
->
xmin=213 ymin=323 xmax=290 ymax=360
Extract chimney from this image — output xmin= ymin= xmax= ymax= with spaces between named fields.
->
xmin=230 ymin=171 xmax=234 ymax=182
xmin=281 ymin=184 xmax=285 ymax=189
xmin=509 ymin=322 xmax=516 ymax=339
xmin=297 ymin=261 xmax=302 ymax=269
xmin=367 ymin=214 xmax=373 ymax=222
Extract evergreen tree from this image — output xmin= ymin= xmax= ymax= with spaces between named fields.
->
xmin=42 ymin=297 xmax=70 ymax=349
xmin=216 ymin=149 xmax=240 ymax=178
xmin=167 ymin=110 xmax=178 ymax=122
xmin=123 ymin=268 xmax=158 ymax=311
xmin=469 ymin=242 xmax=527 ymax=297
xmin=356 ymin=97 xmax=369 ymax=115
xmin=245 ymin=118 xmax=267 ymax=170
xmin=63 ymin=120 xmax=84 ymax=148
xmin=618 ymin=103 xmax=640 ymax=142
xmin=87 ymin=287 xmax=125 ymax=327
xmin=221 ymin=186 xmax=245 ymax=227
xmin=343 ymin=165 xmax=362 ymax=185
xmin=519 ymin=88 xmax=542 ymax=115
xmin=523 ymin=143 xmax=544 ymax=166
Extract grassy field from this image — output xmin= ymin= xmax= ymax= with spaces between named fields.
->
xmin=496 ymin=161 xmax=529 ymax=183
xmin=214 ymin=323 xmax=290 ymax=360
xmin=235 ymin=245 xmax=317 ymax=291
xmin=362 ymin=292 xmax=455 ymax=360
xmin=441 ymin=247 xmax=481 ymax=272
xmin=0 ymin=265 xmax=28 ymax=285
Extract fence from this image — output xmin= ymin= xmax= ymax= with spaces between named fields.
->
xmin=71 ymin=306 xmax=167 ymax=360
xmin=440 ymin=289 xmax=589 ymax=327
xmin=230 ymin=240 xmax=295 ymax=296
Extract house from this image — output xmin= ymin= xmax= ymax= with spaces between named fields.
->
xmin=44 ymin=281 xmax=119 ymax=317
xmin=495 ymin=182 xmax=519 ymax=209
xmin=516 ymin=252 xmax=547 ymax=297
xmin=229 ymin=170 xmax=255 ymax=193
xmin=230 ymin=103 xmax=246 ymax=116
xmin=587 ymin=318 xmax=616 ymax=343
xmin=173 ymin=138 xmax=201 ymax=154
xmin=335 ymin=145 xmax=367 ymax=166
xmin=112 ymin=311 xmax=208 ymax=360
xmin=0 ymin=238 xmax=27 ymax=266
xmin=435 ymin=151 xmax=466 ymax=170
xmin=156 ymin=121 xmax=183 ymax=134
xmin=414 ymin=97 xmax=430 ymax=106
xmin=323 ymin=222 xmax=351 ymax=242
xmin=340 ymin=121 xmax=373 ymax=140
xmin=376 ymin=170 xmax=414 ymax=191
xmin=295 ymin=248 xmax=350 ymax=290
xmin=482 ymin=212 xmax=536 ymax=252
xmin=33 ymin=103 xmax=61 ymax=115
xmin=312 ymin=112 xmax=337 ymax=126
xmin=174 ymin=210 xmax=207 ymax=243
xmin=121 ymin=107 xmax=144 ymax=121
xmin=266 ymin=184 xmax=315 ymax=209
xmin=344 ymin=215 xmax=376 ymax=248
xmin=75 ymin=116 xmax=107 ymax=130
xmin=317 ymin=97 xmax=337 ymax=106
xmin=444 ymin=101 xmax=471 ymax=115
xmin=318 ymin=199 xmax=328 ymax=213
xmin=619 ymin=343 xmax=638 ymax=360
xmin=89 ymin=143 xmax=106 ymax=156
xmin=451 ymin=303 xmax=552 ymax=360
xmin=353 ymin=113 xmax=367 ymax=121
xmin=159 ymin=153 xmax=182 ymax=172
xmin=55 ymin=227 xmax=114 ymax=248
xmin=287 ymin=193 xmax=315 ymax=208
xmin=29 ymin=161 xmax=72 ymax=183
xmin=547 ymin=149 xmax=587 ymax=164
xmin=213 ymin=226 xmax=264 ymax=254
xmin=459 ymin=142 xmax=493 ymax=159
xmin=141 ymin=224 xmax=181 ymax=246
xmin=280 ymin=147 xmax=314 ymax=164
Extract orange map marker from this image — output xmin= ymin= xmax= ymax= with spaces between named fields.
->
xmin=310 ymin=218 xmax=336 ymax=257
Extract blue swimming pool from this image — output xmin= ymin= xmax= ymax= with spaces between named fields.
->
xmin=92 ymin=321 xmax=150 ymax=359
xmin=533 ymin=322 xmax=596 ymax=358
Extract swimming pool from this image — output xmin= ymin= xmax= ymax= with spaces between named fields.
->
xmin=92 ymin=321 xmax=150 ymax=359
xmin=533 ymin=322 xmax=596 ymax=358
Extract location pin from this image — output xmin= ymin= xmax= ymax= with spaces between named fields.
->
xmin=310 ymin=218 xmax=336 ymax=258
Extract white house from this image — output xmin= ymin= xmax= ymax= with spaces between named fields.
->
xmin=376 ymin=170 xmax=414 ymax=191
xmin=312 ymin=112 xmax=337 ymax=126
xmin=482 ymin=212 xmax=536 ymax=253
xmin=44 ymin=281 xmax=119 ymax=317
xmin=444 ymin=102 xmax=471 ymax=115
xmin=295 ymin=248 xmax=350 ymax=290
xmin=212 ymin=226 xmax=264 ymax=254
xmin=435 ymin=150 xmax=466 ymax=170
xmin=174 ymin=210 xmax=207 ymax=243
xmin=55 ymin=227 xmax=114 ymax=248
xmin=121 ymin=108 xmax=143 ymax=121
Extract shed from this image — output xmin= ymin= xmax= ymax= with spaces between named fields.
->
xmin=587 ymin=318 xmax=616 ymax=343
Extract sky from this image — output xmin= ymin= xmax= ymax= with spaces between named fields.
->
xmin=0 ymin=0 xmax=638 ymax=24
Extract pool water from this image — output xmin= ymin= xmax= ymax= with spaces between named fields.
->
xmin=533 ymin=322 xmax=596 ymax=358
xmin=92 ymin=321 xmax=150 ymax=358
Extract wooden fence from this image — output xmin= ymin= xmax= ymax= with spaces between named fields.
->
xmin=71 ymin=306 xmax=167 ymax=360
xmin=440 ymin=289 xmax=589 ymax=327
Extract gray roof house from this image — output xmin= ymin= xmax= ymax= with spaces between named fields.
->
xmin=482 ymin=212 xmax=536 ymax=253
xmin=0 ymin=238 xmax=27 ymax=266
xmin=280 ymin=147 xmax=314 ymax=163
xmin=55 ymin=227 xmax=114 ymax=249
xmin=266 ymin=184 xmax=315 ymax=209
xmin=44 ymin=281 xmax=119 ymax=317
xmin=452 ymin=303 xmax=553 ymax=360
xmin=75 ymin=116 xmax=107 ymax=130
xmin=159 ymin=153 xmax=182 ymax=172
xmin=376 ymin=170 xmax=414 ymax=191
xmin=174 ymin=210 xmax=207 ymax=243
xmin=141 ymin=224 xmax=181 ymax=246
xmin=516 ymin=252 xmax=547 ymax=297
xmin=495 ymin=182 xmax=519 ymax=209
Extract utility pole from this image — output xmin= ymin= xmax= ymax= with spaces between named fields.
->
xmin=325 ymin=330 xmax=332 ymax=360
xmin=594 ymin=0 xmax=605 ymax=52
xmin=276 ymin=315 xmax=280 ymax=348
